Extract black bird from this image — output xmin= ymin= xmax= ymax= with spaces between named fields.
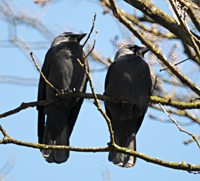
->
xmin=104 ymin=44 xmax=152 ymax=168
xmin=37 ymin=32 xmax=88 ymax=163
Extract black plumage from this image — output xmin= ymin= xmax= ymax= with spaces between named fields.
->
xmin=104 ymin=44 xmax=152 ymax=168
xmin=37 ymin=32 xmax=88 ymax=163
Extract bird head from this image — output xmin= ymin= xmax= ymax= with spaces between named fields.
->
xmin=114 ymin=44 xmax=149 ymax=60
xmin=51 ymin=32 xmax=87 ymax=47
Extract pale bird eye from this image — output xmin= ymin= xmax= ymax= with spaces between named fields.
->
xmin=130 ymin=47 xmax=135 ymax=51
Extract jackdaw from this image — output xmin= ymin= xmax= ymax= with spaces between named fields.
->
xmin=104 ymin=44 xmax=152 ymax=168
xmin=37 ymin=32 xmax=88 ymax=163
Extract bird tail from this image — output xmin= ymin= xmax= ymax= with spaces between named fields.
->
xmin=41 ymin=123 xmax=69 ymax=164
xmin=109 ymin=133 xmax=136 ymax=168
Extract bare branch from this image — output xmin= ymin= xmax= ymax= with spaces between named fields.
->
xmin=82 ymin=13 xmax=97 ymax=48
xmin=1 ymin=129 xmax=200 ymax=171
xmin=102 ymin=0 xmax=177 ymax=39
xmin=30 ymin=52 xmax=61 ymax=93
xmin=2 ymin=94 xmax=200 ymax=119
xmin=108 ymin=0 xmax=200 ymax=96
xmin=150 ymin=104 xmax=200 ymax=124
xmin=84 ymin=31 xmax=98 ymax=59
xmin=77 ymin=55 xmax=115 ymax=144
xmin=0 ymin=125 xmax=8 ymax=136
xmin=178 ymin=0 xmax=200 ymax=33
xmin=159 ymin=103 xmax=200 ymax=149
xmin=169 ymin=0 xmax=200 ymax=59
xmin=160 ymin=55 xmax=197 ymax=72
xmin=0 ymin=100 xmax=48 ymax=119
xmin=123 ymin=0 xmax=198 ymax=47
xmin=184 ymin=135 xmax=200 ymax=145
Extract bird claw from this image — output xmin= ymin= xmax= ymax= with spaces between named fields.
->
xmin=61 ymin=89 xmax=72 ymax=94
xmin=72 ymin=88 xmax=81 ymax=93
xmin=61 ymin=88 xmax=80 ymax=94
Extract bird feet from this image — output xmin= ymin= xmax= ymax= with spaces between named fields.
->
xmin=61 ymin=88 xmax=71 ymax=94
xmin=61 ymin=88 xmax=79 ymax=94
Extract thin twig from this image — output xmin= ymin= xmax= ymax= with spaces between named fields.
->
xmin=1 ymin=131 xmax=200 ymax=171
xmin=160 ymin=55 xmax=197 ymax=71
xmin=150 ymin=104 xmax=200 ymax=124
xmin=169 ymin=0 xmax=200 ymax=59
xmin=30 ymin=52 xmax=60 ymax=93
xmin=190 ymin=97 xmax=200 ymax=102
xmin=88 ymin=43 xmax=111 ymax=66
xmin=184 ymin=135 xmax=200 ymax=145
xmin=181 ymin=40 xmax=200 ymax=66
xmin=162 ymin=79 xmax=186 ymax=87
xmin=78 ymin=29 xmax=115 ymax=144
xmin=108 ymin=0 xmax=200 ymax=96
xmin=159 ymin=103 xmax=200 ymax=149
xmin=2 ymin=94 xmax=200 ymax=119
xmin=0 ymin=100 xmax=49 ymax=119
xmin=178 ymin=0 xmax=200 ymax=33
xmin=82 ymin=13 xmax=97 ymax=48
xmin=0 ymin=125 xmax=8 ymax=136
xmin=77 ymin=58 xmax=115 ymax=145
xmin=84 ymin=30 xmax=98 ymax=59
xmin=0 ymin=132 xmax=109 ymax=151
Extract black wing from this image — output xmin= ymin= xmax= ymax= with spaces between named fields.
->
xmin=37 ymin=51 xmax=50 ymax=143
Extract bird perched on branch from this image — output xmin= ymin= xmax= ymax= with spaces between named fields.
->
xmin=104 ymin=44 xmax=152 ymax=168
xmin=37 ymin=32 xmax=88 ymax=163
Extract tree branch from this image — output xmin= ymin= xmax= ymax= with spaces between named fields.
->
xmin=184 ymin=135 xmax=200 ymax=145
xmin=77 ymin=53 xmax=115 ymax=145
xmin=159 ymin=103 xmax=200 ymax=149
xmin=169 ymin=0 xmax=200 ymax=59
xmin=2 ymin=94 xmax=200 ymax=119
xmin=123 ymin=0 xmax=198 ymax=47
xmin=101 ymin=0 xmax=177 ymax=39
xmin=82 ymin=13 xmax=97 ymax=48
xmin=178 ymin=0 xmax=200 ymax=33
xmin=1 ymin=126 xmax=200 ymax=171
xmin=30 ymin=52 xmax=60 ymax=93
xmin=150 ymin=104 xmax=200 ymax=124
xmin=108 ymin=0 xmax=200 ymax=96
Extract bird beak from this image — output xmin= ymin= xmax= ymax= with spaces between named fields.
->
xmin=76 ymin=33 xmax=87 ymax=42
xmin=141 ymin=46 xmax=149 ymax=55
